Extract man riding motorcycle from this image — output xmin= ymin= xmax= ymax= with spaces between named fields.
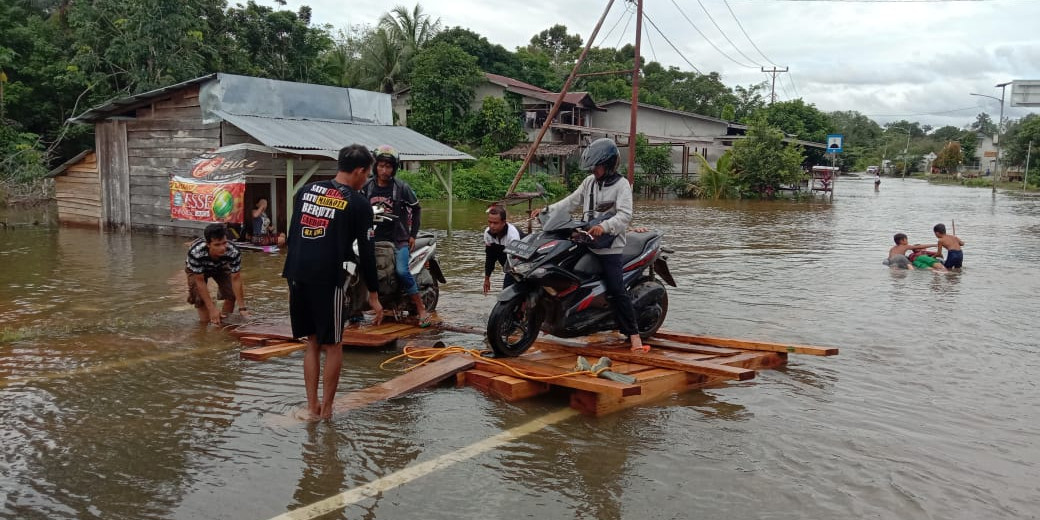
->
xmin=363 ymin=145 xmax=432 ymax=327
xmin=530 ymin=138 xmax=648 ymax=352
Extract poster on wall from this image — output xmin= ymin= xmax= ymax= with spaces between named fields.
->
xmin=169 ymin=146 xmax=260 ymax=223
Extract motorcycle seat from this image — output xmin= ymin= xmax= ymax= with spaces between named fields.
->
xmin=621 ymin=231 xmax=655 ymax=261
xmin=572 ymin=231 xmax=657 ymax=276
xmin=413 ymin=235 xmax=435 ymax=249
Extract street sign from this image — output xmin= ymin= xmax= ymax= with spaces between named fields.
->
xmin=826 ymin=134 xmax=844 ymax=154
xmin=1011 ymin=80 xmax=1040 ymax=107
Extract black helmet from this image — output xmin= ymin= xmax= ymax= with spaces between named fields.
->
xmin=372 ymin=144 xmax=399 ymax=176
xmin=580 ymin=138 xmax=619 ymax=171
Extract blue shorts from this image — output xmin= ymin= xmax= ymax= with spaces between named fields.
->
xmin=944 ymin=250 xmax=963 ymax=269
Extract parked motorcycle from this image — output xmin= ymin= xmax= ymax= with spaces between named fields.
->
xmin=485 ymin=208 xmax=676 ymax=357
xmin=345 ymin=207 xmax=445 ymax=319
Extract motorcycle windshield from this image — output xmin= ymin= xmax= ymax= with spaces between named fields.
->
xmin=539 ymin=207 xmax=585 ymax=233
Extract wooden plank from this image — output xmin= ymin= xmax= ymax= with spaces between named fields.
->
xmin=570 ymin=370 xmax=688 ymax=416
xmin=716 ymin=352 xmax=787 ymax=371
xmin=340 ymin=332 xmax=398 ymax=348
xmin=533 ymin=341 xmax=756 ymax=381
xmin=239 ymin=336 xmax=269 ymax=347
xmin=240 ymin=341 xmax=306 ymax=361
xmin=459 ymin=369 xmax=550 ymax=401
xmin=357 ymin=322 xmax=418 ymax=335
xmin=231 ymin=322 xmax=295 ymax=340
xmin=128 ymin=119 xmax=219 ymax=131
xmin=645 ymin=337 xmax=743 ymax=356
xmin=653 ymin=330 xmax=839 ymax=356
xmin=472 ymin=357 xmax=641 ymax=398
xmin=328 ymin=355 xmax=476 ymax=415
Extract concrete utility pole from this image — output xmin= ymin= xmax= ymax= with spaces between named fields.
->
xmin=971 ymin=81 xmax=1011 ymax=194
xmin=762 ymin=66 xmax=788 ymax=104
xmin=626 ymin=0 xmax=644 ymax=186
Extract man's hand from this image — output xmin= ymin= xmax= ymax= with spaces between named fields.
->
xmin=588 ymin=225 xmax=605 ymax=237
xmin=239 ymin=308 xmax=252 ymax=319
xmin=483 ymin=276 xmax=491 ymax=295
xmin=208 ymin=307 xmax=222 ymax=325
xmin=368 ymin=293 xmax=384 ymax=325
xmin=530 ymin=208 xmax=543 ymax=219
xmin=408 ymin=236 xmax=416 ymax=250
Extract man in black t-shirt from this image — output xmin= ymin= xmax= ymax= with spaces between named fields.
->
xmin=282 ymin=144 xmax=383 ymax=420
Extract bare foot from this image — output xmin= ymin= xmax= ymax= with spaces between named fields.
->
xmin=629 ymin=335 xmax=650 ymax=353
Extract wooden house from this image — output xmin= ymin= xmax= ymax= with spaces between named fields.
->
xmin=56 ymin=73 xmax=471 ymax=234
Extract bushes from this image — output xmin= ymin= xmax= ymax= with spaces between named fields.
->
xmin=397 ymin=156 xmax=568 ymax=201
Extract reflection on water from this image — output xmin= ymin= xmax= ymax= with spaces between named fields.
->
xmin=2 ymin=179 xmax=1040 ymax=519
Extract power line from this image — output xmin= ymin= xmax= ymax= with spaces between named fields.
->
xmin=723 ymin=0 xmax=778 ymax=67
xmin=863 ymin=105 xmax=980 ymax=117
xmin=694 ymin=0 xmax=764 ymax=67
xmin=642 ymin=11 xmax=702 ymax=74
xmin=668 ymin=0 xmax=757 ymax=69
xmin=598 ymin=4 xmax=630 ymax=46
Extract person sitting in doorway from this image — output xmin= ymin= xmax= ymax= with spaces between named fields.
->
xmin=250 ymin=197 xmax=286 ymax=247
xmin=185 ymin=223 xmax=250 ymax=325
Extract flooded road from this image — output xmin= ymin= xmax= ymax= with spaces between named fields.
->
xmin=2 ymin=177 xmax=1039 ymax=519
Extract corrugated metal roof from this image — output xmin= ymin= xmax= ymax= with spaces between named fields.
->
xmin=47 ymin=149 xmax=94 ymax=177
xmin=217 ymin=111 xmax=474 ymax=162
xmin=69 ymin=75 xmax=217 ymax=123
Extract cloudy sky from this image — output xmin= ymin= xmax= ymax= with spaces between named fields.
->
xmin=269 ymin=0 xmax=1039 ymax=130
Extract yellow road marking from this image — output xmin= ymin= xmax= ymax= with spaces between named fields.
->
xmin=267 ymin=408 xmax=580 ymax=520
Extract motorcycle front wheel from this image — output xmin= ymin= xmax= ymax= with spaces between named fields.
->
xmin=486 ymin=294 xmax=543 ymax=357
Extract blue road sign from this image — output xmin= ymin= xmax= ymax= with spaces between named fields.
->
xmin=826 ymin=134 xmax=844 ymax=154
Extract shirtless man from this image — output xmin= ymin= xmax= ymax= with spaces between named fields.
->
xmin=934 ymin=223 xmax=964 ymax=269
xmin=887 ymin=233 xmax=934 ymax=270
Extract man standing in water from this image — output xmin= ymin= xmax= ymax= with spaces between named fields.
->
xmin=531 ymin=138 xmax=648 ymax=352
xmin=483 ymin=205 xmax=522 ymax=295
xmin=185 ymin=223 xmax=250 ymax=325
xmin=282 ymin=144 xmax=383 ymax=420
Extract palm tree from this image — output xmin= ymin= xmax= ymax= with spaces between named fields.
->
xmin=379 ymin=3 xmax=442 ymax=52
xmin=358 ymin=28 xmax=404 ymax=93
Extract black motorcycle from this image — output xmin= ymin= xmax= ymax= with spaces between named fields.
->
xmin=485 ymin=209 xmax=676 ymax=357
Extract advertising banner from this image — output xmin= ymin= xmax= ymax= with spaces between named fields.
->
xmin=169 ymin=147 xmax=260 ymax=223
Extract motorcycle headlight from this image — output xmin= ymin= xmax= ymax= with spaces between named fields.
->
xmin=510 ymin=262 xmax=535 ymax=277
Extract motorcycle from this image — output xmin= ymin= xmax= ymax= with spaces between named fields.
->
xmin=485 ymin=208 xmax=676 ymax=357
xmin=344 ymin=207 xmax=445 ymax=320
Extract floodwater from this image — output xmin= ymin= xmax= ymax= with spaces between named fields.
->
xmin=2 ymin=177 xmax=1039 ymax=520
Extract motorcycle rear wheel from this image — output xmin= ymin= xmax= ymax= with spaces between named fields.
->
xmin=637 ymin=286 xmax=668 ymax=339
xmin=487 ymin=294 xmax=543 ymax=357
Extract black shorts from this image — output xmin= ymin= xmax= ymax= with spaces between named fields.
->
xmin=288 ymin=280 xmax=346 ymax=345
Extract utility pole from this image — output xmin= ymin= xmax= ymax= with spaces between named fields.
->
xmin=762 ymin=66 xmax=788 ymax=104
xmin=626 ymin=0 xmax=644 ymax=186
xmin=970 ymin=81 xmax=1011 ymax=194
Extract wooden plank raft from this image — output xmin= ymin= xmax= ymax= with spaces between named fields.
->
xmin=456 ymin=331 xmax=836 ymax=416
xmin=231 ymin=319 xmax=434 ymax=360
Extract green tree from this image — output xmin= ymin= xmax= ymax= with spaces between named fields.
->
xmin=222 ymin=2 xmax=333 ymax=83
xmin=730 ymin=117 xmax=805 ymax=197
xmin=468 ymin=96 xmax=525 ymax=156
xmin=934 ymin=141 xmax=964 ymax=173
xmin=632 ymin=133 xmax=672 ymax=194
xmin=733 ymin=82 xmax=767 ymax=122
xmin=357 ymin=28 xmax=405 ymax=93
xmin=528 ymin=24 xmax=582 ymax=73
xmin=971 ymin=112 xmax=997 ymax=136
xmin=757 ymin=99 xmax=832 ymax=166
xmin=378 ymin=3 xmax=441 ymax=84
xmin=408 ymin=42 xmax=483 ymax=143
xmin=1003 ymin=114 xmax=1040 ymax=167
xmin=427 ymin=27 xmax=521 ymax=79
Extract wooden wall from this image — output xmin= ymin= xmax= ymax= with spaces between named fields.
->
xmin=125 ymin=85 xmax=219 ymax=235
xmin=55 ymin=152 xmax=102 ymax=227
